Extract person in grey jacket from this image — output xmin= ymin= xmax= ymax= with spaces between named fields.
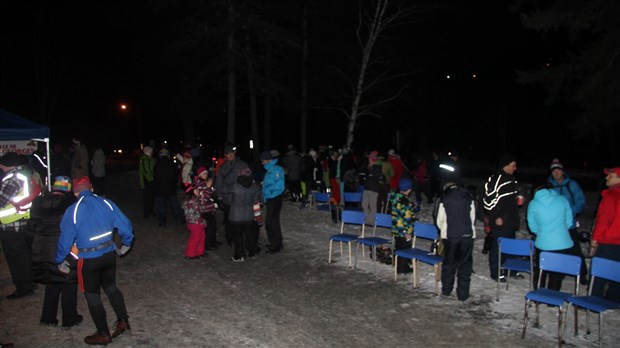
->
xmin=228 ymin=168 xmax=262 ymax=262
xmin=214 ymin=145 xmax=249 ymax=246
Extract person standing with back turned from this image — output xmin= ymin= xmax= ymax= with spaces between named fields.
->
xmin=260 ymin=151 xmax=285 ymax=254
xmin=56 ymin=176 xmax=134 ymax=345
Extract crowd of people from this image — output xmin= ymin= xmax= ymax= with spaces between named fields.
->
xmin=2 ymin=139 xmax=620 ymax=346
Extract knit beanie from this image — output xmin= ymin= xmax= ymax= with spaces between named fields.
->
xmin=550 ymin=158 xmax=563 ymax=171
xmin=498 ymin=152 xmax=516 ymax=168
xmin=197 ymin=166 xmax=208 ymax=177
xmin=72 ymin=176 xmax=92 ymax=193
xmin=398 ymin=177 xmax=413 ymax=192
xmin=52 ymin=176 xmax=72 ymax=192
xmin=260 ymin=151 xmax=273 ymax=161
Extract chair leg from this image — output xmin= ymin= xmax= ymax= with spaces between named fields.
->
xmin=598 ymin=313 xmax=603 ymax=346
xmin=413 ymin=260 xmax=418 ymax=289
xmin=522 ymin=300 xmax=530 ymax=339
xmin=328 ymin=240 xmax=333 ymax=264
xmin=393 ymin=256 xmax=398 ymax=281
xmin=557 ymin=306 xmax=563 ymax=347
xmin=339 ymin=242 xmax=344 ymax=260
xmin=496 ymin=273 xmax=501 ymax=302
xmin=434 ymin=264 xmax=440 ymax=296
xmin=372 ymin=246 xmax=377 ymax=273
xmin=347 ymin=242 xmax=353 ymax=268
xmin=573 ymin=305 xmax=578 ymax=337
xmin=586 ymin=310 xmax=591 ymax=335
xmin=354 ymin=243 xmax=360 ymax=269
xmin=535 ymin=303 xmax=540 ymax=328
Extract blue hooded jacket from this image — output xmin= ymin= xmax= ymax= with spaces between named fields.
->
xmin=547 ymin=173 xmax=585 ymax=229
xmin=262 ymin=159 xmax=285 ymax=201
xmin=527 ymin=188 xmax=573 ymax=251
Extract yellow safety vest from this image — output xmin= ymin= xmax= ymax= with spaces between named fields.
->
xmin=0 ymin=170 xmax=32 ymax=224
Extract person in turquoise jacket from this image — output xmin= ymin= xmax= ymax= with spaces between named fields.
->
xmin=527 ymin=184 xmax=574 ymax=290
xmin=260 ymin=151 xmax=285 ymax=254
xmin=546 ymin=158 xmax=588 ymax=282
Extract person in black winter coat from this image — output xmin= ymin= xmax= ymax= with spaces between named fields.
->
xmin=436 ymin=183 xmax=476 ymax=301
xmin=153 ymin=149 xmax=184 ymax=227
xmin=482 ymin=153 xmax=522 ymax=282
xmin=29 ymin=176 xmax=83 ymax=328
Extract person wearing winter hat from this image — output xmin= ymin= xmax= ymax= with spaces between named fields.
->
xmin=260 ymin=150 xmax=285 ymax=253
xmin=590 ymin=166 xmax=620 ymax=302
xmin=70 ymin=137 xmax=89 ymax=180
xmin=436 ymin=182 xmax=476 ymax=301
xmin=546 ymin=158 xmax=588 ymax=283
xmin=390 ymin=177 xmax=415 ymax=274
xmin=214 ymin=144 xmax=249 ymax=246
xmin=0 ymin=151 xmax=40 ymax=300
xmin=29 ymin=176 xmax=84 ymax=328
xmin=482 ymin=152 xmax=522 ymax=282
xmin=139 ymin=146 xmax=156 ymax=218
xmin=58 ymin=174 xmax=134 ymax=344
xmin=227 ymin=166 xmax=262 ymax=261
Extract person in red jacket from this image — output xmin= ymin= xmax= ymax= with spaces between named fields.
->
xmin=388 ymin=149 xmax=404 ymax=192
xmin=591 ymin=166 xmax=620 ymax=302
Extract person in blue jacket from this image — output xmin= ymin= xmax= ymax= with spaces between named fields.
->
xmin=527 ymin=183 xmax=574 ymax=290
xmin=547 ymin=158 xmax=588 ymax=283
xmin=260 ymin=151 xmax=285 ymax=254
xmin=56 ymin=176 xmax=134 ymax=345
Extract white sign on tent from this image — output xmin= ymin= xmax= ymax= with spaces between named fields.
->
xmin=0 ymin=140 xmax=38 ymax=156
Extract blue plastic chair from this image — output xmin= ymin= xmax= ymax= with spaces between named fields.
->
xmin=393 ymin=222 xmax=443 ymax=295
xmin=343 ymin=192 xmax=363 ymax=211
xmin=354 ymin=213 xmax=392 ymax=272
xmin=328 ymin=210 xmax=365 ymax=268
xmin=313 ymin=192 xmax=332 ymax=212
xmin=497 ymin=237 xmax=534 ymax=301
xmin=521 ymin=251 xmax=582 ymax=346
xmin=566 ymin=257 xmax=620 ymax=346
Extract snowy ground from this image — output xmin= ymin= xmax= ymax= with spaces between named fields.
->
xmin=1 ymin=170 xmax=617 ymax=347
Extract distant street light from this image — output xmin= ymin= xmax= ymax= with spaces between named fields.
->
xmin=120 ymin=104 xmax=127 ymax=110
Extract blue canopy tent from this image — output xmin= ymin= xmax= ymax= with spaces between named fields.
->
xmin=0 ymin=109 xmax=52 ymax=191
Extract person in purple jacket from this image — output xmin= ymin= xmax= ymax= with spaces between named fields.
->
xmin=56 ymin=176 xmax=134 ymax=345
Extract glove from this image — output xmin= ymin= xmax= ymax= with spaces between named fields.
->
xmin=118 ymin=245 xmax=131 ymax=256
xmin=58 ymin=260 xmax=71 ymax=274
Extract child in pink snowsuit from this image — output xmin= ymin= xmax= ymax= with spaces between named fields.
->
xmin=181 ymin=182 xmax=216 ymax=259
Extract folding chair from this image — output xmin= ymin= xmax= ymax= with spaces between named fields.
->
xmin=393 ymin=222 xmax=443 ymax=295
xmin=354 ymin=213 xmax=392 ymax=272
xmin=328 ymin=210 xmax=365 ymax=268
xmin=343 ymin=192 xmax=363 ymax=211
xmin=312 ymin=192 xmax=331 ymax=212
xmin=497 ymin=237 xmax=534 ymax=301
xmin=521 ymin=251 xmax=581 ymax=347
xmin=381 ymin=192 xmax=392 ymax=214
xmin=566 ymin=257 xmax=620 ymax=346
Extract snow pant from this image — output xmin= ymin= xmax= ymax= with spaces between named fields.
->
xmin=533 ymin=247 xmax=575 ymax=291
xmin=362 ymin=190 xmax=379 ymax=225
xmin=568 ymin=227 xmax=589 ymax=280
xmin=79 ymin=251 xmax=128 ymax=334
xmin=204 ymin=213 xmax=218 ymax=249
xmin=591 ymin=243 xmax=620 ymax=302
xmin=0 ymin=221 xmax=34 ymax=294
xmin=377 ymin=183 xmax=391 ymax=213
xmin=40 ymin=282 xmax=80 ymax=325
xmin=441 ymin=237 xmax=474 ymax=300
xmin=395 ymin=236 xmax=412 ymax=273
xmin=185 ymin=223 xmax=206 ymax=258
xmin=156 ymin=194 xmax=183 ymax=225
xmin=265 ymin=195 xmax=283 ymax=250
xmin=288 ymin=178 xmax=302 ymax=201
xmin=487 ymin=229 xmax=516 ymax=280
xmin=142 ymin=181 xmax=156 ymax=217
xmin=221 ymin=203 xmax=232 ymax=246
xmin=230 ymin=221 xmax=257 ymax=259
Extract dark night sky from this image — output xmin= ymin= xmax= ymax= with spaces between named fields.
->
xmin=0 ymin=1 xmax=598 ymax=167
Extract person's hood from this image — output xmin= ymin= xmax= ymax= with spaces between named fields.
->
xmin=533 ymin=188 xmax=558 ymax=205
xmin=263 ymin=158 xmax=279 ymax=170
xmin=237 ymin=175 xmax=253 ymax=188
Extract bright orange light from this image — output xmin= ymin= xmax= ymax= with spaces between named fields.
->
xmin=121 ymin=104 xmax=127 ymax=110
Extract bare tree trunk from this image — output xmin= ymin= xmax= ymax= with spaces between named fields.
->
xmin=263 ymin=49 xmax=272 ymax=150
xmin=300 ymin=1 xmax=308 ymax=152
xmin=245 ymin=29 xmax=260 ymax=159
xmin=226 ymin=0 xmax=237 ymax=144
xmin=346 ymin=0 xmax=389 ymax=149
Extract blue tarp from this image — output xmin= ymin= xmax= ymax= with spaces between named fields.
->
xmin=0 ymin=109 xmax=50 ymax=140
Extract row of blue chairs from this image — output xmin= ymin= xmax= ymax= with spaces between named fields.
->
xmin=328 ymin=210 xmax=443 ymax=294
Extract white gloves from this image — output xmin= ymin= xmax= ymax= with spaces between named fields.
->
xmin=58 ymin=260 xmax=71 ymax=274
xmin=117 ymin=245 xmax=131 ymax=256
